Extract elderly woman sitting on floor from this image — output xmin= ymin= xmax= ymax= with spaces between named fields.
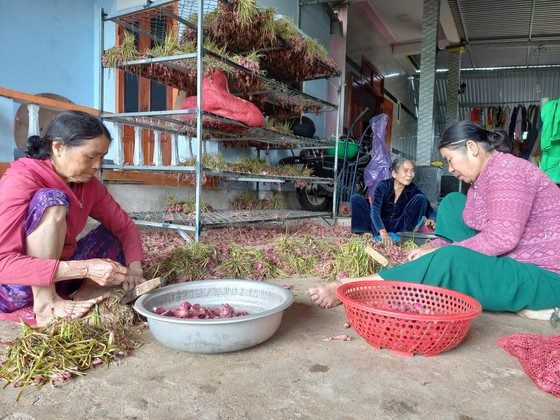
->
xmin=0 ymin=111 xmax=145 ymax=326
xmin=349 ymin=156 xmax=436 ymax=246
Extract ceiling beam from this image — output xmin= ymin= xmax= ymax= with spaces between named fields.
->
xmin=454 ymin=0 xmax=476 ymax=68
xmin=321 ymin=3 xmax=340 ymax=22
xmin=300 ymin=0 xmax=330 ymax=4
xmin=440 ymin=0 xmax=460 ymax=44
xmin=392 ymin=38 xmax=457 ymax=56
xmin=394 ymin=55 xmax=420 ymax=75
xmin=467 ymin=37 xmax=560 ymax=48
xmin=528 ymin=0 xmax=536 ymax=41
xmin=393 ymin=42 xmax=422 ymax=56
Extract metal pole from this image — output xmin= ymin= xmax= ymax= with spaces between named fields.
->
xmin=331 ymin=74 xmax=342 ymax=223
xmin=194 ymin=0 xmax=204 ymax=242
xmin=98 ymin=7 xmax=105 ymax=181
xmin=416 ymin=0 xmax=441 ymax=165
xmin=98 ymin=7 xmax=105 ymax=118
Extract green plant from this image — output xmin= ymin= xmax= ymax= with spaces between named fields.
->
xmin=147 ymin=32 xmax=184 ymax=57
xmin=102 ymin=30 xmax=137 ymax=68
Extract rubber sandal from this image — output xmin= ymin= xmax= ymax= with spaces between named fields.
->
xmin=0 ymin=305 xmax=37 ymax=326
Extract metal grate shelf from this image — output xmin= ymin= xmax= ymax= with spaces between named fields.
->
xmin=110 ymin=51 xmax=338 ymax=115
xmin=101 ymin=164 xmax=332 ymax=184
xmin=103 ymin=0 xmax=341 ymax=86
xmin=129 ymin=209 xmax=330 ymax=229
xmin=101 ymin=110 xmax=334 ymax=148
xmin=202 ymin=170 xmax=332 ymax=184
xmin=99 ymin=0 xmax=342 ymax=241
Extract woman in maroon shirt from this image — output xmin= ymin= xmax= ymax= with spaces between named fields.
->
xmin=0 ymin=111 xmax=144 ymax=326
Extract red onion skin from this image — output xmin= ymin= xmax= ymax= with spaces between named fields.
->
xmin=152 ymin=302 xmax=249 ymax=319
xmin=179 ymin=302 xmax=191 ymax=311
xmin=172 ymin=308 xmax=190 ymax=318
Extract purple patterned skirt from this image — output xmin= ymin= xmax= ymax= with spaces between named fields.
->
xmin=0 ymin=188 xmax=125 ymax=314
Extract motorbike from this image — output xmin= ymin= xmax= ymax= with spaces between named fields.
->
xmin=280 ymin=108 xmax=372 ymax=214
xmin=279 ymin=142 xmax=371 ymax=214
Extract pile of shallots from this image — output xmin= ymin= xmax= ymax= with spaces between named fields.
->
xmin=153 ymin=302 xmax=248 ymax=319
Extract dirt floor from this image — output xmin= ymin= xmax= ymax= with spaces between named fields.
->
xmin=0 ymin=276 xmax=559 ymax=419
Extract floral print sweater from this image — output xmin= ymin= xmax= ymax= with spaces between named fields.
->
xmin=430 ymin=152 xmax=560 ymax=273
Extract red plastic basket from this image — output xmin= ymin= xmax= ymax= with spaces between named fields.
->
xmin=336 ymin=281 xmax=482 ymax=357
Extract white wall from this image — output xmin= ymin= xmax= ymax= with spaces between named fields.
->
xmin=0 ymin=98 xmax=15 ymax=160
xmin=0 ymin=0 xmax=106 ymax=107
xmin=0 ymin=0 xmax=118 ymax=161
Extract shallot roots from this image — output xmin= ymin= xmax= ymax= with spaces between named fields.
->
xmin=386 ymin=302 xmax=435 ymax=315
xmin=153 ymin=302 xmax=249 ymax=319
xmin=322 ymin=333 xmax=351 ymax=342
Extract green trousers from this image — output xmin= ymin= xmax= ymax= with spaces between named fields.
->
xmin=379 ymin=192 xmax=560 ymax=311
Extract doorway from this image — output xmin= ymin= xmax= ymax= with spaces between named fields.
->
xmin=115 ymin=17 xmax=175 ymax=165
xmin=346 ymin=57 xmax=392 ymax=148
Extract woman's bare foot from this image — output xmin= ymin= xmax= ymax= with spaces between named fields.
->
xmin=33 ymin=295 xmax=103 ymax=327
xmin=307 ymin=280 xmax=342 ymax=308
xmin=72 ymin=279 xmax=114 ymax=301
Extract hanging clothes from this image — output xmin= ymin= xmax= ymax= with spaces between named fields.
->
xmin=526 ymin=105 xmax=541 ymax=158
xmin=503 ymin=105 xmax=511 ymax=130
xmin=470 ymin=107 xmax=482 ymax=125
xmin=462 ymin=104 xmax=541 ymax=160
xmin=508 ymin=105 xmax=519 ymax=141
xmin=486 ymin=106 xmax=493 ymax=129
xmin=540 ymin=98 xmax=560 ymax=183
xmin=495 ymin=106 xmax=503 ymax=128
xmin=515 ymin=104 xmax=525 ymax=142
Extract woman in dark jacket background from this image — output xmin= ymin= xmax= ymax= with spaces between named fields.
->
xmin=349 ymin=156 xmax=436 ymax=245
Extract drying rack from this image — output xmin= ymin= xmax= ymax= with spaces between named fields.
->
xmin=99 ymin=0 xmax=342 ymax=241
xmin=130 ymin=209 xmax=330 ymax=241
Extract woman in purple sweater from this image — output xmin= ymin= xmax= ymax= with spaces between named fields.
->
xmin=309 ymin=121 xmax=560 ymax=311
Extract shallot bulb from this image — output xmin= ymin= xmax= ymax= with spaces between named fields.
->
xmin=152 ymin=301 xmax=249 ymax=319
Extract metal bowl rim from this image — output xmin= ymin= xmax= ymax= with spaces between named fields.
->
xmin=133 ymin=279 xmax=294 ymax=325
xmin=397 ymin=231 xmax=438 ymax=239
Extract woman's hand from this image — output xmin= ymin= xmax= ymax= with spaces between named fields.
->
xmin=123 ymin=260 xmax=144 ymax=292
xmin=378 ymin=229 xmax=394 ymax=246
xmin=407 ymin=245 xmax=436 ymax=261
xmin=423 ymin=218 xmax=436 ymax=229
xmin=84 ymin=258 xmax=129 ymax=287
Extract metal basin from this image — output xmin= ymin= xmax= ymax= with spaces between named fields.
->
xmin=397 ymin=231 xmax=438 ymax=246
xmin=134 ymin=279 xmax=294 ymax=353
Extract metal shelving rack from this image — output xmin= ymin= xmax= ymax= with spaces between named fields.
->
xmin=98 ymin=0 xmax=341 ymax=241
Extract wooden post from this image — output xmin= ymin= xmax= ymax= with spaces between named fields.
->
xmin=113 ymin=123 xmax=124 ymax=166
xmin=171 ymin=133 xmax=179 ymax=165
xmin=27 ymin=104 xmax=40 ymax=137
xmin=133 ymin=126 xmax=143 ymax=166
xmin=153 ymin=130 xmax=163 ymax=166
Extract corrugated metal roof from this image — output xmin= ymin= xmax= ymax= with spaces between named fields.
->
xmin=532 ymin=1 xmax=560 ymax=37
xmin=449 ymin=0 xmax=560 ymax=40
xmin=451 ymin=0 xmax=533 ymax=40
xmin=435 ymin=45 xmax=560 ymax=70
xmin=433 ymin=67 xmax=560 ymax=135
xmin=445 ymin=0 xmax=560 ymax=70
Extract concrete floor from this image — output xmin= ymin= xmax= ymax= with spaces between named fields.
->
xmin=0 ymin=276 xmax=559 ymax=419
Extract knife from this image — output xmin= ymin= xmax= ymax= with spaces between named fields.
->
xmin=414 ymin=216 xmax=425 ymax=234
xmin=120 ymin=277 xmax=162 ymax=304
xmin=365 ymin=246 xmax=394 ymax=268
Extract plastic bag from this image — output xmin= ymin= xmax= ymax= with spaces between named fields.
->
xmin=363 ymin=114 xmax=392 ymax=199
xmin=497 ymin=334 xmax=560 ymax=398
